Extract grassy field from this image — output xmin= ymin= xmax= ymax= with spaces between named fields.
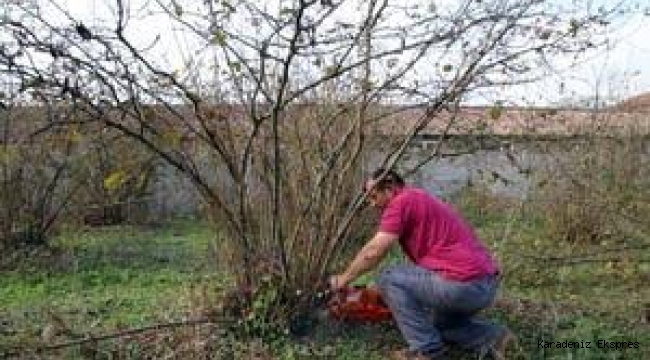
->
xmin=0 ymin=221 xmax=228 ymax=357
xmin=1 ymin=199 xmax=649 ymax=359
xmin=462 ymin=199 xmax=650 ymax=359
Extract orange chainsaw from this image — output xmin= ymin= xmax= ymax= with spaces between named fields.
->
xmin=327 ymin=285 xmax=392 ymax=323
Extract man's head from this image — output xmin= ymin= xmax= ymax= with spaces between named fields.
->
xmin=364 ymin=168 xmax=405 ymax=208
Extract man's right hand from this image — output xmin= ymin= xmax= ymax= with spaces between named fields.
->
xmin=329 ymin=274 xmax=350 ymax=292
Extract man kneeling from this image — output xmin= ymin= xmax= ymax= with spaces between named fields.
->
xmin=330 ymin=169 xmax=514 ymax=360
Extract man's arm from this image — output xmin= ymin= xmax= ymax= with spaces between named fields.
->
xmin=332 ymin=231 xmax=398 ymax=289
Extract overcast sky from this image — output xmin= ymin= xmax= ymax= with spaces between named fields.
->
xmin=515 ymin=11 xmax=650 ymax=106
xmin=17 ymin=0 xmax=650 ymax=106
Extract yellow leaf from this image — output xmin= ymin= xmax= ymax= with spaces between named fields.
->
xmin=68 ymin=128 xmax=83 ymax=143
xmin=0 ymin=146 xmax=18 ymax=163
xmin=212 ymin=31 xmax=227 ymax=47
xmin=488 ymin=104 xmax=503 ymax=120
xmin=162 ymin=130 xmax=182 ymax=148
xmin=103 ymin=170 xmax=128 ymax=191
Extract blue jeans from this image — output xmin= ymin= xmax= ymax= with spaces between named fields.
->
xmin=377 ymin=264 xmax=503 ymax=355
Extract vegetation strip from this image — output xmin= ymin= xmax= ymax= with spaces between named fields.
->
xmin=1 ymin=317 xmax=229 ymax=358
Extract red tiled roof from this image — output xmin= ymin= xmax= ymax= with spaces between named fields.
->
xmin=614 ymin=92 xmax=650 ymax=113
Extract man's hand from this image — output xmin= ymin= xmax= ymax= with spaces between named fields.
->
xmin=329 ymin=274 xmax=351 ymax=292
xmin=329 ymin=232 xmax=397 ymax=293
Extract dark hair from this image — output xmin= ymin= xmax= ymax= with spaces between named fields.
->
xmin=370 ymin=168 xmax=405 ymax=191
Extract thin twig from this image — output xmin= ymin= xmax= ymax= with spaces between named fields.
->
xmin=1 ymin=317 xmax=230 ymax=359
xmin=506 ymin=243 xmax=650 ymax=268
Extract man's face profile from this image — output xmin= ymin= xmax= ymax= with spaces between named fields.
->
xmin=364 ymin=180 xmax=390 ymax=209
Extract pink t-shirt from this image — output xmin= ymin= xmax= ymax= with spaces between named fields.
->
xmin=379 ymin=187 xmax=499 ymax=281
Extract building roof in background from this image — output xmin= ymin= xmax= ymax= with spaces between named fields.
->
xmin=614 ymin=92 xmax=650 ymax=113
xmin=379 ymin=102 xmax=650 ymax=137
xmin=3 ymin=92 xmax=649 ymax=141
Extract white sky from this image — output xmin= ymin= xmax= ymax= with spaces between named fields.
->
xmin=18 ymin=0 xmax=650 ymax=105
xmin=510 ymin=11 xmax=650 ymax=106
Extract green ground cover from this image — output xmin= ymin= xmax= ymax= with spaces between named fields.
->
xmin=0 ymin=221 xmax=226 ymax=353
xmin=1 ymin=202 xmax=648 ymax=359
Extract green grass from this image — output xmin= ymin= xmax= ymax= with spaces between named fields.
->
xmin=456 ymin=190 xmax=650 ymax=360
xmin=0 ymin=220 xmax=227 ymax=353
xmin=1 ymin=204 xmax=649 ymax=359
